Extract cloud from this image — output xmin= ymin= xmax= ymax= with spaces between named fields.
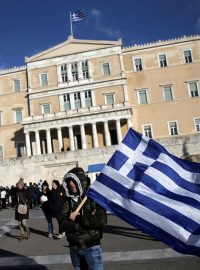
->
xmin=91 ymin=8 xmax=121 ymax=38
xmin=196 ymin=17 xmax=200 ymax=30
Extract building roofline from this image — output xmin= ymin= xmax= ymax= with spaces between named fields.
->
xmin=25 ymin=35 xmax=122 ymax=63
xmin=0 ymin=65 xmax=26 ymax=75
xmin=123 ymin=34 xmax=200 ymax=52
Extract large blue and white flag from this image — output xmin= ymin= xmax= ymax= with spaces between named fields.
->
xmin=87 ymin=128 xmax=200 ymax=256
xmin=71 ymin=10 xmax=87 ymax=22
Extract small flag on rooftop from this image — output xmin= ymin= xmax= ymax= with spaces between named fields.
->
xmin=71 ymin=10 xmax=87 ymax=22
xmin=70 ymin=10 xmax=87 ymax=37
xmin=87 ymin=128 xmax=200 ymax=257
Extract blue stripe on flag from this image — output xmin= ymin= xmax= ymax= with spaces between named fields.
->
xmin=152 ymin=161 xmax=200 ymax=194
xmin=142 ymin=173 xmax=200 ymax=210
xmin=95 ymin=172 xmax=200 ymax=234
xmin=88 ymin=188 xmax=200 ymax=256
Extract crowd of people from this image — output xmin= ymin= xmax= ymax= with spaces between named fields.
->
xmin=0 ymin=181 xmax=42 ymax=210
xmin=1 ymin=167 xmax=107 ymax=270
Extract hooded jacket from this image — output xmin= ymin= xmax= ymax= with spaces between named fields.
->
xmin=59 ymin=167 xmax=107 ymax=249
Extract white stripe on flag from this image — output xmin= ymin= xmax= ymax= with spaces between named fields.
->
xmin=146 ymin=166 xmax=200 ymax=202
xmin=91 ymin=180 xmax=200 ymax=247
xmin=158 ymin=153 xmax=200 ymax=184
xmin=103 ymin=165 xmax=200 ymax=223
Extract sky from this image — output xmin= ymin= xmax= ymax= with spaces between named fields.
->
xmin=0 ymin=0 xmax=200 ymax=69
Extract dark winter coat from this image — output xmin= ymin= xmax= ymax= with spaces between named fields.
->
xmin=15 ymin=189 xmax=30 ymax=221
xmin=59 ymin=167 xmax=107 ymax=250
xmin=48 ymin=186 xmax=65 ymax=218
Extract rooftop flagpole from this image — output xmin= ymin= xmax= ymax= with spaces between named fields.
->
xmin=69 ymin=10 xmax=86 ymax=38
xmin=70 ymin=11 xmax=73 ymax=37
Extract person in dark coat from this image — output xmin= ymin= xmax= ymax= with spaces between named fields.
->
xmin=15 ymin=180 xmax=30 ymax=240
xmin=48 ymin=179 xmax=65 ymax=238
xmin=59 ymin=167 xmax=107 ymax=270
xmin=40 ymin=180 xmax=54 ymax=238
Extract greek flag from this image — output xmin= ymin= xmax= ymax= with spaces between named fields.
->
xmin=87 ymin=128 xmax=200 ymax=256
xmin=71 ymin=10 xmax=86 ymax=22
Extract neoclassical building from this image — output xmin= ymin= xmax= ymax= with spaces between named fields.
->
xmin=0 ymin=34 xmax=200 ymax=185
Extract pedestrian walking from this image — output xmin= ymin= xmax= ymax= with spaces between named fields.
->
xmin=48 ymin=180 xmax=65 ymax=239
xmin=40 ymin=180 xmax=54 ymax=238
xmin=15 ymin=180 xmax=30 ymax=241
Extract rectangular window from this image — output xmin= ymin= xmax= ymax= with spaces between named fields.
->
xmin=183 ymin=50 xmax=192 ymax=63
xmin=105 ymin=93 xmax=114 ymax=105
xmin=71 ymin=62 xmax=78 ymax=81
xmin=82 ymin=61 xmax=89 ymax=79
xmin=63 ymin=94 xmax=71 ymax=111
xmin=163 ymin=85 xmax=173 ymax=101
xmin=102 ymin=63 xmax=110 ymax=76
xmin=13 ymin=79 xmax=20 ymax=92
xmin=195 ymin=118 xmax=200 ymax=132
xmin=143 ymin=125 xmax=153 ymax=138
xmin=61 ymin=64 xmax=68 ymax=82
xmin=85 ymin=90 xmax=92 ymax=107
xmin=133 ymin=58 xmax=143 ymax=71
xmin=74 ymin=92 xmax=81 ymax=109
xmin=40 ymin=73 xmax=48 ymax=86
xmin=169 ymin=121 xmax=178 ymax=135
xmin=158 ymin=54 xmax=167 ymax=67
xmin=0 ymin=145 xmax=4 ymax=158
xmin=17 ymin=143 xmax=25 ymax=157
xmin=42 ymin=104 xmax=51 ymax=114
xmin=138 ymin=89 xmax=148 ymax=104
xmin=188 ymin=82 xmax=199 ymax=97
xmin=15 ymin=109 xmax=22 ymax=123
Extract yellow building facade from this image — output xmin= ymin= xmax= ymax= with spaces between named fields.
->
xmin=0 ymin=34 xmax=200 ymax=160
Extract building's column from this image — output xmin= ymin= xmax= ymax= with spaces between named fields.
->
xmin=35 ymin=130 xmax=41 ymax=155
xmin=92 ymin=122 xmax=98 ymax=148
xmin=69 ymin=93 xmax=75 ymax=110
xmin=80 ymin=91 xmax=86 ymax=108
xmin=59 ymin=95 xmax=64 ymax=111
xmin=119 ymin=53 xmax=125 ymax=76
xmin=46 ymin=129 xmax=52 ymax=154
xmin=25 ymin=132 xmax=31 ymax=156
xmin=78 ymin=61 xmax=83 ymax=80
xmin=123 ymin=85 xmax=129 ymax=103
xmin=116 ymin=119 xmax=122 ymax=144
xmin=127 ymin=118 xmax=132 ymax=129
xmin=69 ymin=126 xmax=75 ymax=151
xmin=91 ymin=90 xmax=96 ymax=106
xmin=57 ymin=127 xmax=63 ymax=151
xmin=88 ymin=60 xmax=92 ymax=79
xmin=67 ymin=63 xmax=72 ymax=82
xmin=80 ymin=124 xmax=87 ymax=149
xmin=104 ymin=121 xmax=111 ymax=146
xmin=57 ymin=65 xmax=62 ymax=83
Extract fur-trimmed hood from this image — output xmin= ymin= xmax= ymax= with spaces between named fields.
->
xmin=63 ymin=167 xmax=90 ymax=198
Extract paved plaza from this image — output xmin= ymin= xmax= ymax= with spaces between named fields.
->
xmin=0 ymin=208 xmax=199 ymax=270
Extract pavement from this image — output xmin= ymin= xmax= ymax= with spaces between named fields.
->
xmin=0 ymin=208 xmax=199 ymax=270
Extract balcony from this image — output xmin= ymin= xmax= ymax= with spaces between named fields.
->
xmin=22 ymin=102 xmax=132 ymax=125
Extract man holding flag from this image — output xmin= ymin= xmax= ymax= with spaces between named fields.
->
xmin=87 ymin=128 xmax=200 ymax=257
xmin=60 ymin=167 xmax=107 ymax=270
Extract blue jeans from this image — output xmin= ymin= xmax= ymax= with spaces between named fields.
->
xmin=70 ymin=245 xmax=103 ymax=270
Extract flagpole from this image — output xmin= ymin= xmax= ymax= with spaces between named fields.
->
xmin=69 ymin=11 xmax=73 ymax=37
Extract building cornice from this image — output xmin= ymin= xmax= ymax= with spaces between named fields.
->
xmin=23 ymin=103 xmax=132 ymax=131
xmin=0 ymin=66 xmax=26 ymax=75
xmin=123 ymin=34 xmax=200 ymax=53
xmin=28 ymin=78 xmax=127 ymax=100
